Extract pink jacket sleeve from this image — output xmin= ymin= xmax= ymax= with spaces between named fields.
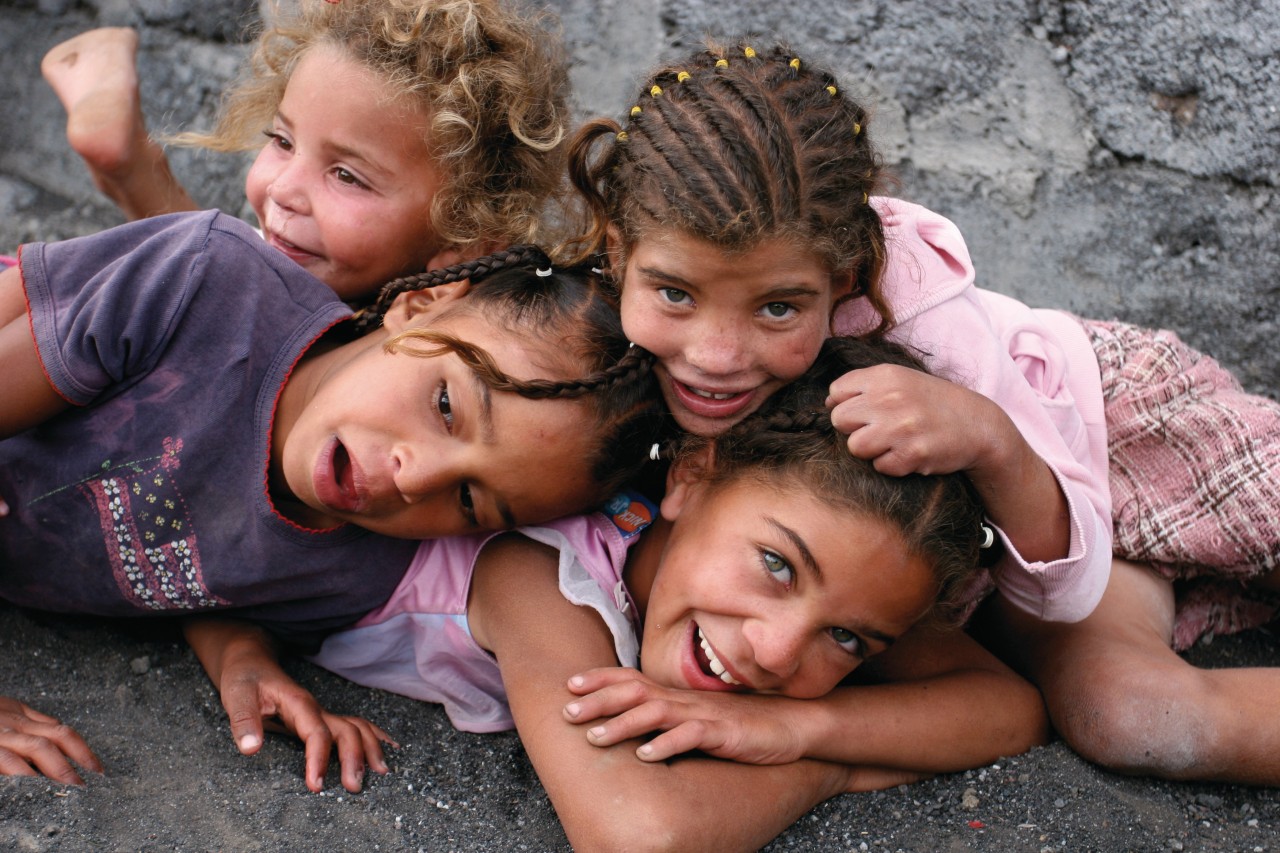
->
xmin=838 ymin=198 xmax=1113 ymax=622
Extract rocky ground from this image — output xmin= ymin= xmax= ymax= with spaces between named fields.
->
xmin=3 ymin=604 xmax=1279 ymax=852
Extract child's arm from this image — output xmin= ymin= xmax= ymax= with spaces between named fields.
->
xmin=827 ymin=363 xmax=1070 ymax=563
xmin=0 ymin=265 xmax=69 ymax=438
xmin=182 ymin=618 xmax=394 ymax=793
xmin=468 ymin=535 xmax=853 ymax=853
xmin=563 ymin=621 xmax=1049 ymax=770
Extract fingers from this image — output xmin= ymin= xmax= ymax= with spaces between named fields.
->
xmin=0 ymin=698 xmax=103 ymax=784
xmin=634 ymin=721 xmax=719 ymax=762
xmin=328 ymin=715 xmax=396 ymax=794
xmin=298 ymin=723 xmax=336 ymax=793
xmin=582 ymin=696 xmax=681 ymax=747
xmin=220 ymin=681 xmax=268 ymax=756
xmin=564 ymin=675 xmax=657 ymax=725
xmin=565 ymin=666 xmax=645 ymax=696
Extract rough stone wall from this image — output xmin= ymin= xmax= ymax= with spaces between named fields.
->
xmin=2 ymin=0 xmax=1277 ymax=394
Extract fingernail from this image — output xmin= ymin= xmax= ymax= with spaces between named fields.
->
xmin=564 ymin=702 xmax=580 ymax=718
xmin=238 ymin=734 xmax=261 ymax=752
xmin=638 ymin=744 xmax=653 ymax=757
xmin=568 ymin=675 xmax=584 ymax=688
xmin=588 ymin=725 xmax=606 ymax=739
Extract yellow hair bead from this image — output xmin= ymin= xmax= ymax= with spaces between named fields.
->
xmin=630 ymin=105 xmax=642 ymax=117
xmin=744 ymin=46 xmax=756 ymax=58
xmin=789 ymin=58 xmax=801 ymax=70
xmin=617 ymin=131 xmax=629 ymax=142
xmin=677 ymin=71 xmax=690 ymax=83
xmin=650 ymin=85 xmax=663 ymax=97
xmin=826 ymin=85 xmax=838 ymax=97
xmin=862 ymin=192 xmax=869 ymax=204
xmin=715 ymin=58 xmax=729 ymax=68
xmin=852 ymin=121 xmax=862 ymax=136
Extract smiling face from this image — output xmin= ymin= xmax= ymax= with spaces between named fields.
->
xmin=273 ymin=288 xmax=599 ymax=539
xmin=244 ymin=43 xmax=445 ymax=300
xmin=638 ymin=471 xmax=937 ymax=699
xmin=618 ymin=229 xmax=849 ymax=437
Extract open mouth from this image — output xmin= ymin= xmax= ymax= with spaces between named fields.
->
xmin=668 ymin=378 xmax=755 ymax=422
xmin=313 ymin=436 xmax=363 ymax=514
xmin=333 ymin=441 xmax=355 ymax=501
xmin=694 ymin=626 xmax=742 ymax=686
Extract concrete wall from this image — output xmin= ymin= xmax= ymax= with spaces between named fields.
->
xmin=2 ymin=0 xmax=1277 ymax=394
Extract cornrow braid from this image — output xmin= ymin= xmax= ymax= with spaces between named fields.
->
xmin=357 ymin=246 xmax=672 ymax=502
xmin=413 ymin=332 xmax=654 ymax=401
xmin=684 ymin=336 xmax=988 ymax=626
xmin=566 ymin=38 xmax=894 ymax=334
xmin=354 ymin=245 xmax=549 ymax=334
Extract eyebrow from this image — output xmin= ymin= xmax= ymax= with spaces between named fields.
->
xmin=274 ymin=108 xmax=393 ymax=181
xmin=466 ymin=370 xmax=517 ymax=529
xmin=635 ymin=264 xmax=823 ymax=300
xmin=765 ymin=516 xmax=898 ymax=649
xmin=766 ymin=517 xmax=821 ymax=581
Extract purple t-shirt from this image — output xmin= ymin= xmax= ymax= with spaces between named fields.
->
xmin=1 ymin=211 xmax=417 ymax=642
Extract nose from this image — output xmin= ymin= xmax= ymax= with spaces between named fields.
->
xmin=742 ymin=614 xmax=807 ymax=683
xmin=392 ymin=448 xmax=449 ymax=504
xmin=683 ymin=314 xmax=750 ymax=377
xmin=266 ymin=157 xmax=311 ymax=216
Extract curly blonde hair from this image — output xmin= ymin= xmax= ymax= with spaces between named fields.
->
xmin=175 ymin=0 xmax=569 ymax=252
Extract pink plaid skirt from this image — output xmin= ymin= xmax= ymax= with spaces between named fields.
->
xmin=1083 ymin=319 xmax=1280 ymax=650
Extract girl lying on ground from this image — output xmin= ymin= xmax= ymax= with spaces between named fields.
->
xmin=0 ymin=220 xmax=664 ymax=788
xmin=189 ymin=335 xmax=1048 ymax=851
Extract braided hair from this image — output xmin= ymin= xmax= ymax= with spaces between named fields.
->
xmin=675 ymin=335 xmax=988 ymax=626
xmin=356 ymin=246 xmax=671 ymax=499
xmin=567 ymin=40 xmax=892 ymax=334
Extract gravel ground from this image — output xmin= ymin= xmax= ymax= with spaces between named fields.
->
xmin=3 ymin=603 xmax=1280 ymax=852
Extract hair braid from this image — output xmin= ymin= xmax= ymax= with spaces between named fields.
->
xmin=354 ymin=245 xmax=549 ymax=333
xmin=566 ymin=37 xmax=893 ymax=333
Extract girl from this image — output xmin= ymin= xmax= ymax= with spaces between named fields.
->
xmin=564 ymin=38 xmax=1280 ymax=787
xmin=39 ymin=0 xmax=568 ymax=297
xmin=192 ymin=335 xmax=1047 ymax=851
xmin=0 ymin=214 xmax=666 ymax=786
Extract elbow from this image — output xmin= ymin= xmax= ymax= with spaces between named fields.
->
xmin=1001 ymin=679 xmax=1052 ymax=757
xmin=561 ymin=800 xmax=734 ymax=853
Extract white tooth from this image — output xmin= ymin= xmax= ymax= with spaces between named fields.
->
xmin=697 ymin=628 xmax=741 ymax=685
xmin=689 ymin=388 xmax=735 ymax=401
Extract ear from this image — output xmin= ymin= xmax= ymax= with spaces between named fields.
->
xmin=658 ymin=442 xmax=715 ymax=522
xmin=381 ymin=279 xmax=472 ymax=332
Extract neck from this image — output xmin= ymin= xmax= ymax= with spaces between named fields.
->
xmin=623 ymin=515 xmax=672 ymax=620
xmin=268 ymin=325 xmax=384 ymax=526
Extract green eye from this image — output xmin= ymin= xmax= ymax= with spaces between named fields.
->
xmin=831 ymin=626 xmax=860 ymax=655
xmin=762 ymin=550 xmax=793 ymax=585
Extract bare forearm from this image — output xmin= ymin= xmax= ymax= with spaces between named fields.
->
xmin=182 ymin=617 xmax=279 ymax=686
xmin=541 ymin=734 xmax=849 ymax=853
xmin=790 ymin=671 xmax=1049 ymax=772
xmin=968 ymin=414 xmax=1071 ymax=564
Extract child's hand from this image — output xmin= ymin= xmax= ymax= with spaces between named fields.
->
xmin=563 ymin=667 xmax=807 ymax=764
xmin=826 ymin=363 xmax=1012 ymax=477
xmin=0 ymin=695 xmax=103 ymax=784
xmin=218 ymin=657 xmax=396 ymax=794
